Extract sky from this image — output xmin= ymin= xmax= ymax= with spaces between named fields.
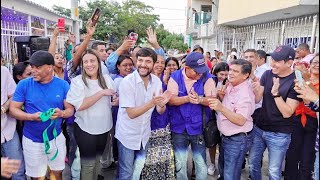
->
xmin=29 ymin=0 xmax=187 ymax=34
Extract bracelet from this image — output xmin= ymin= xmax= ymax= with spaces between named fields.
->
xmin=314 ymin=98 xmax=319 ymax=105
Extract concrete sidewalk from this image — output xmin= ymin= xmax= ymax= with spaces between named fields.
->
xmin=58 ymin=148 xmax=278 ymax=180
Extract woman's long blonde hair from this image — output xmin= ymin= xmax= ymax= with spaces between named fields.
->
xmin=81 ymin=49 xmax=108 ymax=89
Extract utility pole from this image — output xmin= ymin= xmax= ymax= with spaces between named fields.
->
xmin=71 ymin=0 xmax=80 ymax=43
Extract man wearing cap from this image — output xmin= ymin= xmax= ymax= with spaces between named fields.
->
xmin=10 ymin=50 xmax=74 ymax=180
xmin=249 ymin=46 xmax=301 ymax=180
xmin=192 ymin=45 xmax=204 ymax=54
xmin=167 ymin=52 xmax=216 ymax=179
xmin=208 ymin=59 xmax=255 ymax=180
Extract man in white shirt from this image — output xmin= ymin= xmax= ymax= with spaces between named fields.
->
xmin=91 ymin=41 xmax=110 ymax=75
xmin=244 ymin=49 xmax=270 ymax=121
xmin=115 ymin=47 xmax=171 ymax=180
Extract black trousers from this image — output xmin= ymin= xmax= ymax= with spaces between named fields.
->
xmin=284 ymin=115 xmax=318 ymax=180
xmin=73 ymin=123 xmax=108 ymax=158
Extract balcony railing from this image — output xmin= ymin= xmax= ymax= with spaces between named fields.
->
xmin=187 ymin=12 xmax=212 ymax=34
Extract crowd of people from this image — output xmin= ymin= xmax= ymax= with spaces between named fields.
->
xmin=1 ymin=18 xmax=319 ymax=180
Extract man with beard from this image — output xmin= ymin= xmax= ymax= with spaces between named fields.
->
xmin=167 ymin=52 xmax=216 ymax=179
xmin=115 ymin=47 xmax=172 ymax=180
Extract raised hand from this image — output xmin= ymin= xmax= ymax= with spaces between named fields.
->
xmin=271 ymin=77 xmax=280 ymax=95
xmin=146 ymin=26 xmax=160 ymax=49
xmin=163 ymin=69 xmax=170 ymax=85
xmin=251 ymin=77 xmax=261 ymax=94
xmin=69 ymin=32 xmax=76 ymax=43
xmin=118 ymin=37 xmax=135 ymax=52
xmin=52 ymin=24 xmax=60 ymax=37
xmin=86 ymin=19 xmax=96 ymax=36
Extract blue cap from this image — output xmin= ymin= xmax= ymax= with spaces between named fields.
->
xmin=269 ymin=45 xmax=295 ymax=61
xmin=185 ymin=52 xmax=209 ymax=74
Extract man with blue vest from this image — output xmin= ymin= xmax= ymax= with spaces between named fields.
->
xmin=167 ymin=52 xmax=216 ymax=179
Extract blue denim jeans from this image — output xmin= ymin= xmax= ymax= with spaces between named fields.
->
xmin=219 ymin=132 xmax=253 ymax=180
xmin=248 ymin=125 xmax=291 ymax=180
xmin=1 ymin=131 xmax=26 ymax=180
xmin=172 ymin=131 xmax=207 ymax=180
xmin=117 ymin=140 xmax=147 ymax=180
xmin=315 ymin=151 xmax=319 ymax=180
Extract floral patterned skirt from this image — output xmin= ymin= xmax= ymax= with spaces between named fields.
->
xmin=141 ymin=125 xmax=175 ymax=180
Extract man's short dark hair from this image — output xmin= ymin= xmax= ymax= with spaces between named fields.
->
xmin=106 ymin=47 xmax=115 ymax=52
xmin=231 ymin=48 xmax=237 ymax=52
xmin=91 ymin=41 xmax=106 ymax=50
xmin=257 ymin=50 xmax=267 ymax=62
xmin=244 ymin=49 xmax=257 ymax=54
xmin=231 ymin=59 xmax=252 ymax=79
xmin=298 ymin=43 xmax=310 ymax=51
xmin=136 ymin=48 xmax=157 ymax=63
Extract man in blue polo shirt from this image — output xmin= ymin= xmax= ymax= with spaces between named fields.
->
xmin=10 ymin=51 xmax=74 ymax=180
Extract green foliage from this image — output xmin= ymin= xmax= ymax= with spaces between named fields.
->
xmin=156 ymin=24 xmax=188 ymax=52
xmin=52 ymin=0 xmax=187 ymax=52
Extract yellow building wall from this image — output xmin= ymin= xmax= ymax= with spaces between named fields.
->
xmin=218 ymin=0 xmax=301 ymax=24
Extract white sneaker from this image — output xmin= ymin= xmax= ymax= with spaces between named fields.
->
xmin=207 ymin=164 xmax=216 ymax=176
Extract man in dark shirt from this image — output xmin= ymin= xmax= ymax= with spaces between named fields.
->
xmin=249 ymin=45 xmax=301 ymax=180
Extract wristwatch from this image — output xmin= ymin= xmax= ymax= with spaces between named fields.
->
xmin=1 ymin=106 xmax=7 ymax=114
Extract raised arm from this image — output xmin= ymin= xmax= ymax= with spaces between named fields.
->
xmin=72 ymin=19 xmax=96 ymax=70
xmin=48 ymin=26 xmax=60 ymax=57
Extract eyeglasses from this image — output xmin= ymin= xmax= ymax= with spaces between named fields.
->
xmin=311 ymin=61 xmax=319 ymax=65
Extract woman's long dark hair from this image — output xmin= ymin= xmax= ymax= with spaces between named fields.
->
xmin=81 ymin=49 xmax=108 ymax=89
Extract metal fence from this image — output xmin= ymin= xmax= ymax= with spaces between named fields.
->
xmin=193 ymin=14 xmax=319 ymax=57
xmin=1 ymin=19 xmax=70 ymax=69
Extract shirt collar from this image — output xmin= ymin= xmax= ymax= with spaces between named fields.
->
xmin=133 ymin=70 xmax=153 ymax=84
xmin=182 ymin=68 xmax=197 ymax=83
xmin=229 ymin=79 xmax=250 ymax=92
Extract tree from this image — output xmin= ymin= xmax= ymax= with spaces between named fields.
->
xmin=156 ymin=24 xmax=188 ymax=52
xmin=51 ymin=0 xmax=187 ymax=52
xmin=52 ymin=5 xmax=71 ymax=17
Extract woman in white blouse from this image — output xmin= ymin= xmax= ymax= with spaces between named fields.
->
xmin=66 ymin=49 xmax=117 ymax=180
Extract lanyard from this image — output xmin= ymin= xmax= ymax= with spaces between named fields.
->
xmin=39 ymin=108 xmax=58 ymax=161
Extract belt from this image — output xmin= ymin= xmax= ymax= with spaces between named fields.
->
xmin=224 ymin=129 xmax=253 ymax=138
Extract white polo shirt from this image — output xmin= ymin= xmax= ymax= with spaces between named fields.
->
xmin=115 ymin=70 xmax=162 ymax=150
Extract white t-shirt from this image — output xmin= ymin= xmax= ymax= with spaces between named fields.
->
xmin=115 ymin=70 xmax=163 ymax=150
xmin=66 ymin=74 xmax=116 ymax=134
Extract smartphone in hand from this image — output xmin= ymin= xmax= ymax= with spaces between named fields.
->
xmin=91 ymin=8 xmax=101 ymax=26
xmin=295 ymin=69 xmax=304 ymax=88
xmin=57 ymin=18 xmax=65 ymax=32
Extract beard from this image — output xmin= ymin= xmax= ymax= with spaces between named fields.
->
xmin=137 ymin=66 xmax=152 ymax=77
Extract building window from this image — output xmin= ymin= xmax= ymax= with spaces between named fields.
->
xmin=285 ymin=36 xmax=312 ymax=48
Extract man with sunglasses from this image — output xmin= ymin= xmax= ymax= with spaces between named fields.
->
xmin=167 ymin=52 xmax=216 ymax=179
